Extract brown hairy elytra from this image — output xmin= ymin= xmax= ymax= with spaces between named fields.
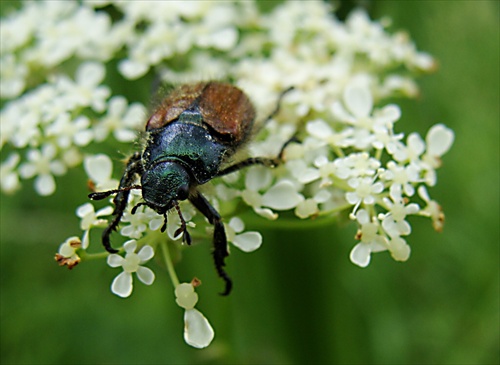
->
xmin=146 ymin=82 xmax=256 ymax=145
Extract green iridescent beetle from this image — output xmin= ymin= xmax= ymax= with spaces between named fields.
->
xmin=90 ymin=82 xmax=293 ymax=295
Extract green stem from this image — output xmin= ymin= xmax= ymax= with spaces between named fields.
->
xmin=161 ymin=241 xmax=180 ymax=288
xmin=78 ymin=250 xmax=115 ymax=261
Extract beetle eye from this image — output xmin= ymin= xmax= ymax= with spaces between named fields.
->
xmin=177 ymin=184 xmax=189 ymax=201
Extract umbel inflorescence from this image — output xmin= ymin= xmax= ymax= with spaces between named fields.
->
xmin=1 ymin=1 xmax=454 ymax=348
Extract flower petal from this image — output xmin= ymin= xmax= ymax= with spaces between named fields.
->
xmin=84 ymin=154 xmax=113 ymax=183
xmin=228 ymin=217 xmax=244 ymax=233
xmin=378 ymin=104 xmax=401 ymax=124
xmin=245 ymin=166 xmax=272 ymax=191
xmin=81 ymin=230 xmax=90 ymax=250
xmin=254 ymin=207 xmax=278 ymax=220
xmin=306 ymin=119 xmax=333 ymax=139
xmin=77 ymin=62 xmax=105 ymax=87
xmin=35 ymin=173 xmax=55 ymax=196
xmin=111 ymin=271 xmax=133 ymax=298
xmin=232 ymin=232 xmax=262 ymax=252
xmin=137 ymin=245 xmax=154 ymax=262
xmin=426 ymin=124 xmax=454 ymax=157
xmin=184 ymin=309 xmax=215 ymax=349
xmin=344 ymin=84 xmax=373 ymax=118
xmin=295 ymin=199 xmax=318 ymax=219
xmin=262 ymin=180 xmax=304 ymax=210
xmin=118 ymin=59 xmax=149 ymax=80
xmin=96 ymin=206 xmax=114 ymax=217
xmin=350 ymin=243 xmax=371 ymax=268
xmin=407 ymin=133 xmax=425 ymax=156
xmin=76 ymin=203 xmax=94 ymax=218
xmin=389 ymin=236 xmax=411 ymax=262
xmin=107 ymin=254 xmax=124 ymax=268
xmin=136 ymin=266 xmax=155 ymax=285
xmin=123 ymin=240 xmax=137 ymax=253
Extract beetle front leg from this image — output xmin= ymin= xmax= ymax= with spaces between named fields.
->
xmin=89 ymin=152 xmax=143 ymax=253
xmin=189 ymin=191 xmax=232 ymax=296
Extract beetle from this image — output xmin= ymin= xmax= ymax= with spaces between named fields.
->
xmin=89 ymin=81 xmax=293 ymax=295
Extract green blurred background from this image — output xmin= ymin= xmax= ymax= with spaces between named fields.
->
xmin=1 ymin=1 xmax=498 ymax=364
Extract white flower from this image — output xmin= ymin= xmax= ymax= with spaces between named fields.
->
xmin=55 ymin=236 xmax=82 ymax=269
xmin=0 ymin=153 xmax=21 ymax=194
xmin=76 ymin=202 xmax=113 ymax=231
xmin=423 ymin=124 xmax=454 ymax=165
xmin=76 ymin=202 xmax=113 ymax=249
xmin=286 ymin=159 xmax=321 ymax=185
xmin=31 ymin=3 xmax=106 ymax=67
xmin=392 ymin=131 xmax=425 ymax=164
xmin=175 ymin=283 xmax=199 ymax=310
xmin=144 ymin=208 xmax=165 ymax=232
xmin=418 ymin=186 xmax=445 ymax=232
xmin=83 ymin=154 xmax=118 ymax=192
xmin=240 ymin=166 xmax=278 ymax=219
xmin=305 ymin=118 xmax=352 ymax=149
xmin=93 ymin=96 xmax=145 ymax=142
xmin=226 ymin=217 xmax=263 ymax=252
xmin=120 ymin=210 xmax=148 ymax=239
xmin=421 ymin=124 xmax=455 ymax=186
xmin=0 ymin=53 xmax=27 ymax=98
xmin=387 ymin=236 xmax=411 ymax=262
xmin=313 ymin=157 xmax=336 ymax=188
xmin=332 ymin=80 xmax=403 ymax=152
xmin=349 ymin=209 xmax=387 ymax=267
xmin=45 ymin=113 xmax=93 ymax=148
xmin=261 ymin=179 xmax=304 ymax=211
xmin=5 ymin=107 xmax=41 ymax=149
xmin=380 ymin=185 xmax=420 ymax=238
xmin=380 ymin=160 xmax=420 ymax=196
xmin=57 ymin=236 xmax=81 ymax=261
xmin=346 ymin=176 xmax=384 ymax=207
xmin=18 ymin=144 xmax=66 ymax=196
xmin=174 ymin=283 xmax=215 ymax=349
xmin=62 ymin=147 xmax=83 ymax=168
xmin=333 ymin=152 xmax=381 ymax=179
xmin=333 ymin=81 xmax=374 ymax=125
xmin=295 ymin=198 xmax=319 ymax=219
xmin=107 ymin=240 xmax=155 ymax=298
xmin=56 ymin=62 xmax=110 ymax=113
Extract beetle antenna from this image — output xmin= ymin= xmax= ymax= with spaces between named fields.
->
xmin=173 ymin=201 xmax=192 ymax=245
xmin=88 ymin=185 xmax=142 ymax=200
xmin=263 ymin=86 xmax=294 ymax=123
xmin=252 ymin=86 xmax=295 ymax=135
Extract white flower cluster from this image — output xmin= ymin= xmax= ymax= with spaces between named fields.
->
xmin=3 ymin=1 xmax=454 ymax=349
xmin=0 ymin=59 xmax=145 ymax=195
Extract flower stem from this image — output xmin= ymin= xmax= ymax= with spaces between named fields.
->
xmin=161 ymin=241 xmax=180 ymax=288
xmin=78 ymin=250 xmax=113 ymax=261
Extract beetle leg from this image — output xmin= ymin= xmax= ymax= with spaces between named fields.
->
xmin=173 ymin=201 xmax=192 ymax=245
xmin=216 ymin=135 xmax=299 ymax=177
xmin=99 ymin=152 xmax=143 ymax=253
xmin=188 ymin=191 xmax=232 ymax=296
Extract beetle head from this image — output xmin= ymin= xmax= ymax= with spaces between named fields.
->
xmin=141 ymin=161 xmax=190 ymax=214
